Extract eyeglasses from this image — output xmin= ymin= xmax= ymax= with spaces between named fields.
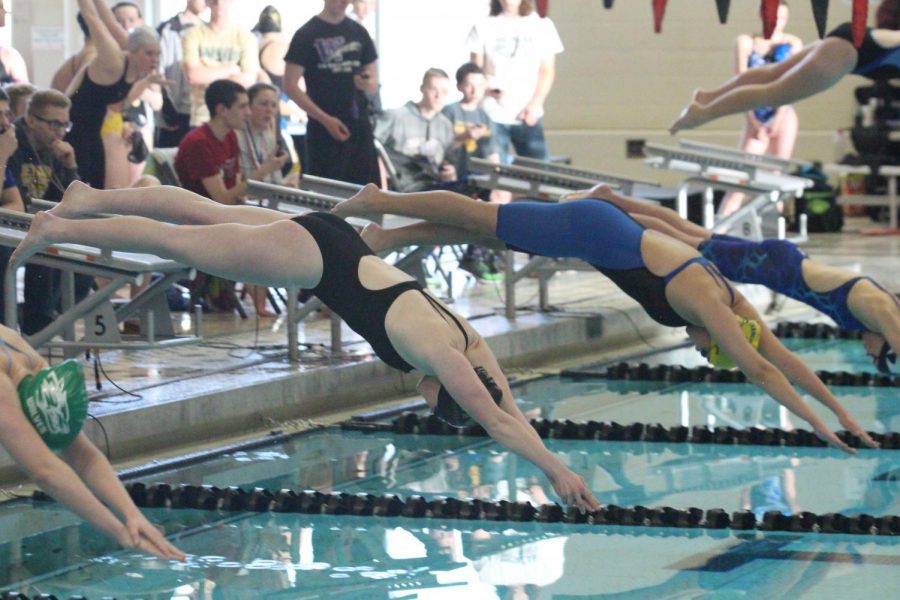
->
xmin=32 ymin=114 xmax=73 ymax=132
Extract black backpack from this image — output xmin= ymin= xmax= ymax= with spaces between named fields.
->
xmin=790 ymin=163 xmax=843 ymax=233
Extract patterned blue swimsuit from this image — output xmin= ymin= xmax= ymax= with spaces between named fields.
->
xmin=699 ymin=236 xmax=897 ymax=330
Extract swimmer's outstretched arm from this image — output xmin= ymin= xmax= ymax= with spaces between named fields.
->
xmin=428 ymin=348 xmax=600 ymax=513
xmin=748 ymin=320 xmax=879 ymax=448
xmin=0 ymin=377 xmax=184 ymax=560
xmin=701 ymin=302 xmax=874 ymax=453
xmin=62 ymin=434 xmax=186 ymax=560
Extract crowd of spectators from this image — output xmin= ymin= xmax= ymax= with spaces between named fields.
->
xmin=0 ymin=0 xmax=564 ymax=324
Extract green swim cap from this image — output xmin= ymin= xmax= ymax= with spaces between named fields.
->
xmin=708 ymin=316 xmax=762 ymax=370
xmin=18 ymin=360 xmax=89 ymax=451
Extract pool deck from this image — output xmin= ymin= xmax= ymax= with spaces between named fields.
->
xmin=0 ymin=221 xmax=896 ymax=484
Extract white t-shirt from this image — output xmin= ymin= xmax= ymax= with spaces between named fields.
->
xmin=466 ymin=14 xmax=564 ymax=125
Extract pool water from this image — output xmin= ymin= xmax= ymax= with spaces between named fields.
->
xmin=0 ymin=368 xmax=897 ymax=597
xmin=612 ymin=337 xmax=884 ymax=374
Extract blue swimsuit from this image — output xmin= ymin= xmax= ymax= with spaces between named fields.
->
xmin=496 ymin=200 xmax=735 ymax=327
xmin=699 ymin=236 xmax=898 ymax=330
xmin=826 ymin=23 xmax=900 ymax=81
xmin=748 ymin=43 xmax=792 ymax=124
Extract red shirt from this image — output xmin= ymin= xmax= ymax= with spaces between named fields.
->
xmin=175 ymin=123 xmax=240 ymax=198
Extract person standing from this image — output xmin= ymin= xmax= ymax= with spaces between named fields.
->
xmin=466 ymin=0 xmax=563 ymax=163
xmin=718 ymin=0 xmax=803 ymax=217
xmin=283 ymin=0 xmax=380 ymax=185
xmin=66 ymin=0 xmax=163 ymax=189
xmin=181 ymin=0 xmax=259 ymax=128
xmin=156 ymin=0 xmax=207 ymax=147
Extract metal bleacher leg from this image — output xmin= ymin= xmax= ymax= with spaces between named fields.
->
xmin=890 ymin=175 xmax=898 ymax=230
xmin=330 ymin=311 xmax=342 ymax=356
xmin=287 ymin=286 xmax=299 ymax=363
xmin=539 ymin=272 xmax=550 ymax=312
xmin=504 ymin=250 xmax=516 ymax=320
xmin=60 ymin=270 xmax=76 ymax=355
xmin=703 ymin=187 xmax=715 ymax=229
xmin=4 ymin=266 xmax=16 ymax=329
xmin=676 ymin=186 xmax=689 ymax=220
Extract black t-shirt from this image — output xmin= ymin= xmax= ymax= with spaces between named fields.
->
xmin=284 ymin=16 xmax=377 ymax=125
xmin=8 ymin=121 xmax=79 ymax=208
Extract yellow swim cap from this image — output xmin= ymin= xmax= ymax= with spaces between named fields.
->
xmin=707 ymin=316 xmax=762 ymax=369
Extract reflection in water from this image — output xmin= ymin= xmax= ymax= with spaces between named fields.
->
xmin=12 ymin=513 xmax=900 ymax=598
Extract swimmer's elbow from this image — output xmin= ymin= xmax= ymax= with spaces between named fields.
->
xmin=741 ymin=360 xmax=780 ymax=387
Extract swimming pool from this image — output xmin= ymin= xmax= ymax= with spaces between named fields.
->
xmin=1 ymin=371 xmax=896 ymax=597
xmin=578 ymin=337 xmax=889 ymax=375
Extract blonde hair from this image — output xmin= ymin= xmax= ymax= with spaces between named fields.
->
xmin=27 ymin=89 xmax=71 ymax=117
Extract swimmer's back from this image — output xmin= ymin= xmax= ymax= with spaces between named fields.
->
xmin=0 ymin=325 xmax=47 ymax=388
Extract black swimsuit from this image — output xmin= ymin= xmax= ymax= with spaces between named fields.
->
xmin=67 ymin=63 xmax=131 ymax=188
xmin=826 ymin=23 xmax=900 ymax=80
xmin=293 ymin=212 xmax=468 ymax=372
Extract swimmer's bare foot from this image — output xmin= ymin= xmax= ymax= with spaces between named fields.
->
xmin=52 ymin=180 xmax=98 ymax=219
xmin=248 ymin=286 xmax=277 ymax=317
xmin=10 ymin=211 xmax=60 ymax=267
xmin=332 ymin=183 xmax=381 ymax=219
xmin=360 ymin=223 xmax=390 ymax=252
xmin=669 ymin=102 xmax=706 ymax=135
xmin=560 ymin=183 xmax=614 ymax=202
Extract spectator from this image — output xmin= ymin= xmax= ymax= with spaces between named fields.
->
xmin=156 ymin=0 xmax=207 ymax=148
xmin=237 ymin=82 xmax=296 ymax=188
xmin=252 ymin=5 xmax=307 ymax=165
xmin=50 ymin=13 xmax=95 ymax=94
xmin=67 ymin=0 xmax=163 ymax=189
xmin=109 ymin=0 xmax=161 ymax=165
xmin=4 ymin=83 xmax=36 ymax=120
xmin=175 ymin=79 xmax=286 ymax=315
xmin=346 ymin=0 xmax=382 ymax=117
xmin=718 ymin=0 xmax=802 ymax=217
xmin=181 ymin=0 xmax=259 ymax=128
xmin=6 ymin=90 xmax=91 ymax=335
xmin=442 ymin=62 xmax=503 ymax=279
xmin=443 ymin=62 xmax=500 ymax=174
xmin=283 ymin=0 xmax=380 ymax=185
xmin=375 ymin=68 xmax=458 ymax=189
xmin=0 ymin=0 xmax=26 ymax=84
xmin=467 ymin=0 xmax=564 ymax=162
xmin=348 ymin=0 xmax=377 ymax=41
xmin=111 ymin=1 xmax=143 ymax=30
xmin=0 ymin=88 xmax=24 ymax=321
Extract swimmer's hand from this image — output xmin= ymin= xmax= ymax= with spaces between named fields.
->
xmin=124 ymin=513 xmax=187 ymax=562
xmin=813 ymin=424 xmax=856 ymax=456
xmin=549 ymin=468 xmax=601 ymax=514
xmin=838 ymin=414 xmax=880 ymax=450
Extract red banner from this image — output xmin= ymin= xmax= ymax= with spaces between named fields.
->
xmin=761 ymin=0 xmax=778 ymax=39
xmin=536 ymin=0 xmax=549 ymax=17
xmin=653 ymin=0 xmax=667 ymax=33
xmin=852 ymin=0 xmax=868 ymax=48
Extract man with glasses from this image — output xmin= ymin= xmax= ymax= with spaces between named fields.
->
xmin=7 ymin=89 xmax=92 ymax=335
